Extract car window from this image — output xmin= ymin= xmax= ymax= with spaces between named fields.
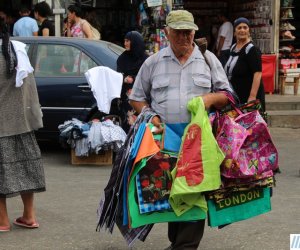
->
xmin=25 ymin=44 xmax=30 ymax=53
xmin=35 ymin=44 xmax=97 ymax=77
xmin=108 ymin=43 xmax=125 ymax=56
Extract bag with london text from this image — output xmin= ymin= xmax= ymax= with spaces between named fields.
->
xmin=207 ymin=187 xmax=271 ymax=227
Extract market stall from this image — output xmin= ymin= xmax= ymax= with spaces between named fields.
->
xmin=58 ymin=66 xmax=126 ymax=166
xmin=176 ymin=0 xmax=278 ymax=93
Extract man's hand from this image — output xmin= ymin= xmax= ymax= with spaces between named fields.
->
xmin=151 ymin=116 xmax=163 ymax=134
xmin=201 ymin=94 xmax=213 ymax=110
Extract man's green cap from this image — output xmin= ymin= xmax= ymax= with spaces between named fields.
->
xmin=166 ymin=10 xmax=198 ymax=30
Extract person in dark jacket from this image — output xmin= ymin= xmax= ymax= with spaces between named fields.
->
xmin=116 ymin=31 xmax=148 ymax=133
xmin=34 ymin=1 xmax=55 ymax=36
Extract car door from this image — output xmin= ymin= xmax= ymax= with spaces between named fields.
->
xmin=33 ymin=43 xmax=98 ymax=137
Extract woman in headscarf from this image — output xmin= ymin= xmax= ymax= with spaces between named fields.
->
xmin=116 ymin=31 xmax=148 ymax=133
xmin=224 ymin=17 xmax=265 ymax=110
xmin=0 ymin=17 xmax=45 ymax=232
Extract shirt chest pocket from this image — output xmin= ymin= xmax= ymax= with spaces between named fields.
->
xmin=192 ymin=74 xmax=212 ymax=95
xmin=151 ymin=77 xmax=170 ymax=104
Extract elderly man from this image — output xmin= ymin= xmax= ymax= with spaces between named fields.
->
xmin=129 ymin=10 xmax=233 ymax=250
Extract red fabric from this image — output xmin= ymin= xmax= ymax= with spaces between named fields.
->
xmin=176 ymin=124 xmax=204 ymax=186
xmin=261 ymin=54 xmax=276 ymax=93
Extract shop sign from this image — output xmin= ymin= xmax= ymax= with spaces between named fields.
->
xmin=147 ymin=0 xmax=162 ymax=7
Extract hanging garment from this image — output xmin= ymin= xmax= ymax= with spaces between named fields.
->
xmin=85 ymin=66 xmax=123 ymax=114
xmin=169 ymin=97 xmax=224 ymax=216
xmin=11 ymin=40 xmax=34 ymax=87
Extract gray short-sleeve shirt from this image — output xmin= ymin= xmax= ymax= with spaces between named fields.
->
xmin=129 ymin=45 xmax=232 ymax=123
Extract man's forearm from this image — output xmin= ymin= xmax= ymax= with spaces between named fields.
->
xmin=202 ymin=92 xmax=228 ymax=110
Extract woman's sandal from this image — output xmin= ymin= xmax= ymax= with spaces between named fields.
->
xmin=13 ymin=217 xmax=39 ymax=229
xmin=0 ymin=225 xmax=11 ymax=232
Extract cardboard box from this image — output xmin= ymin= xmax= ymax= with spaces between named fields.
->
xmin=71 ymin=149 xmax=113 ymax=166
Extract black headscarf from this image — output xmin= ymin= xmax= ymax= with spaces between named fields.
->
xmin=117 ymin=31 xmax=148 ymax=77
xmin=0 ymin=17 xmax=17 ymax=78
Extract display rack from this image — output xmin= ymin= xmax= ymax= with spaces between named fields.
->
xmin=183 ymin=1 xmax=227 ymax=24
xmin=172 ymin=0 xmax=184 ymax=10
xmin=229 ymin=0 xmax=274 ymax=54
xmin=278 ymin=0 xmax=300 ymax=95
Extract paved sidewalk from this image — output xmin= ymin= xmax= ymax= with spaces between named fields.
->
xmin=265 ymin=93 xmax=300 ymax=103
xmin=0 ymin=128 xmax=299 ymax=250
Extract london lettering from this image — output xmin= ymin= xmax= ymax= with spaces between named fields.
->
xmin=215 ymin=189 xmax=264 ymax=210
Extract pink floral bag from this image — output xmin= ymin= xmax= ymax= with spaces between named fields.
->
xmin=215 ymin=97 xmax=279 ymax=179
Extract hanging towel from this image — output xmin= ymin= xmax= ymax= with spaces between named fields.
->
xmin=85 ymin=66 xmax=123 ymax=114
xmin=11 ymin=40 xmax=34 ymax=87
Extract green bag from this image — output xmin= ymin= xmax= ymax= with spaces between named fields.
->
xmin=128 ymin=158 xmax=206 ymax=228
xmin=169 ymin=97 xmax=224 ymax=216
xmin=207 ymin=188 xmax=271 ymax=227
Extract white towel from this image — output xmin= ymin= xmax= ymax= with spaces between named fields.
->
xmin=85 ymin=66 xmax=123 ymax=114
xmin=11 ymin=40 xmax=34 ymax=87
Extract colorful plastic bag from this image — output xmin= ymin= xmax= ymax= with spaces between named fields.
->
xmin=216 ymin=107 xmax=278 ymax=179
xmin=207 ymin=188 xmax=271 ymax=227
xmin=169 ymin=97 xmax=224 ymax=216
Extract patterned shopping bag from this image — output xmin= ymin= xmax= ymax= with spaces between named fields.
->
xmin=136 ymin=152 xmax=177 ymax=214
xmin=216 ymin=109 xmax=278 ymax=179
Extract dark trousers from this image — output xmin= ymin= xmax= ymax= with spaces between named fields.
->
xmin=168 ymin=220 xmax=205 ymax=250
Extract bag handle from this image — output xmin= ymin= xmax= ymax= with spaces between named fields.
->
xmin=224 ymin=92 xmax=243 ymax=115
